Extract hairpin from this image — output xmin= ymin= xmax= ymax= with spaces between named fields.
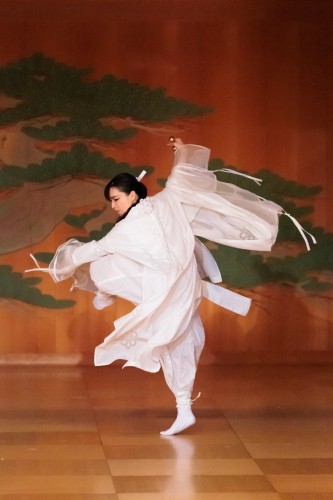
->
xmin=136 ymin=170 xmax=147 ymax=182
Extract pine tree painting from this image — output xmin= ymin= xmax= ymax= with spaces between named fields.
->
xmin=0 ymin=53 xmax=331 ymax=309
xmin=0 ymin=54 xmax=210 ymax=307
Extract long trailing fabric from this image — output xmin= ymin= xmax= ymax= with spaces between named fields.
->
xmin=26 ymin=143 xmax=315 ymax=375
xmin=167 ymin=144 xmax=316 ymax=251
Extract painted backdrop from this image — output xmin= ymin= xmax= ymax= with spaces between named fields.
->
xmin=0 ymin=0 xmax=332 ymax=364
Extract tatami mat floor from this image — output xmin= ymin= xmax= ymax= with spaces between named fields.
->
xmin=0 ymin=363 xmax=332 ymax=499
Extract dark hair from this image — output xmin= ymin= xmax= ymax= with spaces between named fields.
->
xmin=104 ymin=173 xmax=147 ymax=201
xmin=104 ymin=173 xmax=148 ymax=222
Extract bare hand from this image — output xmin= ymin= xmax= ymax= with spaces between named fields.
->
xmin=168 ymin=137 xmax=183 ymax=150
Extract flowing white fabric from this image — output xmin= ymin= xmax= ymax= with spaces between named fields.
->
xmin=167 ymin=144 xmax=316 ymax=251
xmin=70 ymin=189 xmax=204 ymax=373
xmin=167 ymin=144 xmax=281 ymax=251
xmin=29 ymin=143 xmax=317 ymax=394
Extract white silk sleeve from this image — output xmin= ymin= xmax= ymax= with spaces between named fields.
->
xmin=72 ymin=239 xmax=112 ymax=266
xmin=48 ymin=238 xmax=84 ymax=282
xmin=166 ymin=144 xmax=282 ymax=251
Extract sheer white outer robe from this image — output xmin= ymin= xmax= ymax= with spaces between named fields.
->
xmin=68 ymin=190 xmax=206 ymax=398
xmin=48 ymin=144 xmax=285 ymax=398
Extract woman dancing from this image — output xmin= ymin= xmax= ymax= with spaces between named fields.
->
xmin=28 ymin=137 xmax=314 ymax=435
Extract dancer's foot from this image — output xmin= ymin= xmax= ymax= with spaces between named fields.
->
xmin=160 ymin=408 xmax=196 ymax=436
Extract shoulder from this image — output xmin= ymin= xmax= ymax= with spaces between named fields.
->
xmin=130 ymin=197 xmax=154 ymax=217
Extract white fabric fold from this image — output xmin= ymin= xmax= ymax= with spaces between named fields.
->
xmin=202 ymin=280 xmax=251 ymax=316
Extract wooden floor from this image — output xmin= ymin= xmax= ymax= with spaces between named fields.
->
xmin=0 ymin=364 xmax=333 ymax=499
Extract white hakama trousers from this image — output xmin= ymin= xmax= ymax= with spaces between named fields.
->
xmin=89 ymin=253 xmax=204 ymax=404
xmin=159 ymin=308 xmax=204 ymax=407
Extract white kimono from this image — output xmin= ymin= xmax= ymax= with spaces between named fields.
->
xmin=44 ymin=144 xmax=307 ymax=399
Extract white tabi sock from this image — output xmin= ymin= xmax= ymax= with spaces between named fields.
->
xmin=160 ymin=392 xmax=200 ymax=436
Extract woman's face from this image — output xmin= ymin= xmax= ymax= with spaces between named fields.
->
xmin=109 ymin=187 xmax=138 ymax=217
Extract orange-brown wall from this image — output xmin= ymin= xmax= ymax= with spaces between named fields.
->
xmin=0 ymin=0 xmax=332 ymax=364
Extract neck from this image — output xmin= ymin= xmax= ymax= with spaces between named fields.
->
xmin=116 ymin=200 xmax=140 ymax=223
